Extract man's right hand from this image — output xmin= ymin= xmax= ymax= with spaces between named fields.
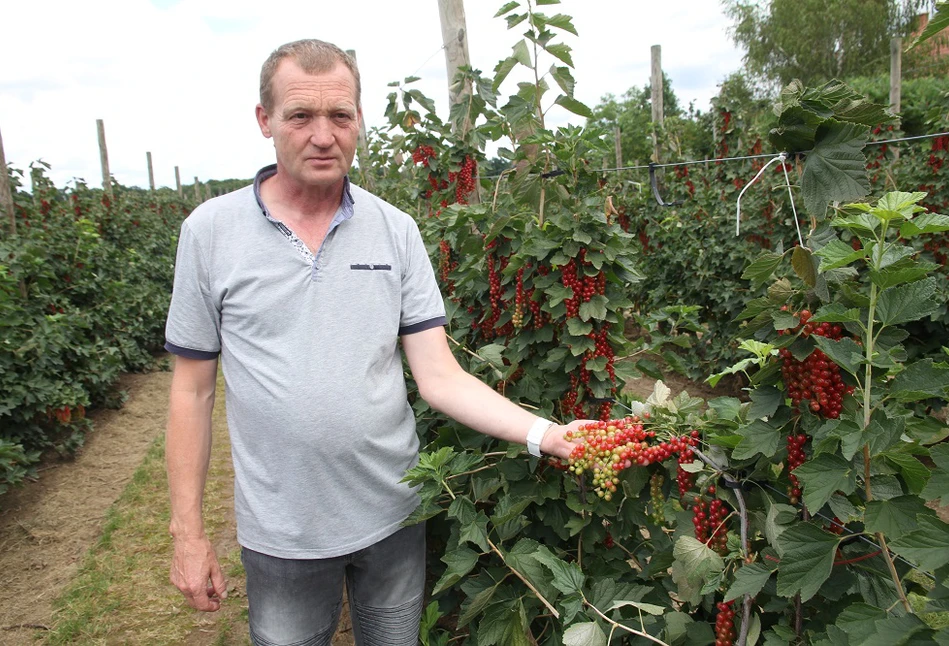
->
xmin=170 ymin=535 xmax=227 ymax=612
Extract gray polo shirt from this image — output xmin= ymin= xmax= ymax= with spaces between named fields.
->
xmin=165 ymin=166 xmax=446 ymax=558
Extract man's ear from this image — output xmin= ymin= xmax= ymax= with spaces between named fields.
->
xmin=255 ymin=104 xmax=272 ymax=138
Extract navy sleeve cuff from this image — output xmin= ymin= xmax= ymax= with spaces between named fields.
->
xmin=165 ymin=341 xmax=220 ymax=360
xmin=399 ymin=316 xmax=447 ymax=336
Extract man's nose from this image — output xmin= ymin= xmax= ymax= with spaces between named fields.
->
xmin=308 ymin=117 xmax=335 ymax=147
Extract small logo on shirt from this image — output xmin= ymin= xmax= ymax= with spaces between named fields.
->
xmin=350 ymin=264 xmax=392 ymax=271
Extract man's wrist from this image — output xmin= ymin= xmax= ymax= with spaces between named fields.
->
xmin=526 ymin=417 xmax=555 ymax=457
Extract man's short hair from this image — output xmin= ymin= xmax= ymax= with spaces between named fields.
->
xmin=259 ymin=39 xmax=361 ymax=113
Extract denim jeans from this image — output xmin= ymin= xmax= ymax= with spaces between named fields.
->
xmin=241 ymin=523 xmax=425 ymax=646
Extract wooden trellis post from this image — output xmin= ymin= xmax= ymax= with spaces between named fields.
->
xmin=175 ymin=166 xmax=182 ymax=196
xmin=890 ymin=36 xmax=902 ymax=162
xmin=650 ymin=45 xmax=663 ymax=163
xmin=437 ymin=0 xmax=481 ymax=204
xmin=194 ymin=176 xmax=201 ymax=201
xmin=97 ymin=119 xmax=113 ymax=200
xmin=147 ymin=152 xmax=155 ymax=190
xmin=346 ymin=49 xmax=373 ymax=190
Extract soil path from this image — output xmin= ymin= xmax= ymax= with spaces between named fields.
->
xmin=0 ymin=364 xmax=357 ymax=646
xmin=0 ymin=370 xmax=173 ymax=642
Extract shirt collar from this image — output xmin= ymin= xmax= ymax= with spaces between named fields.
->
xmin=252 ymin=164 xmax=355 ymax=223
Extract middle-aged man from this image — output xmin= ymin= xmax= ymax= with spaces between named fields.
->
xmin=164 ymin=39 xmax=584 ymax=646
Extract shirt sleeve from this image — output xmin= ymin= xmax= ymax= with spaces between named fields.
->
xmin=164 ymin=220 xmax=221 ymax=359
xmin=398 ymin=219 xmax=446 ymax=335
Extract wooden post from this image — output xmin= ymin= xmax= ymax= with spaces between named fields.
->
xmin=96 ymin=119 xmax=113 ymax=199
xmin=650 ymin=45 xmax=663 ymax=163
xmin=890 ymin=36 xmax=902 ymax=162
xmin=346 ymin=49 xmax=374 ymax=190
xmin=175 ymin=166 xmax=182 ymax=196
xmin=613 ymin=125 xmax=623 ymax=168
xmin=204 ymin=184 xmax=212 ymax=201
xmin=0 ymin=125 xmax=16 ymax=237
xmin=146 ymin=152 xmax=155 ymax=190
xmin=194 ymin=176 xmax=201 ymax=201
xmin=437 ymin=0 xmax=480 ymax=204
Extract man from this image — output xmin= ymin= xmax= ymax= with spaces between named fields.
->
xmin=165 ymin=39 xmax=582 ymax=646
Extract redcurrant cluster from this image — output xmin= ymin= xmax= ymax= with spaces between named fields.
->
xmin=693 ymin=496 xmax=729 ymax=555
xmin=512 ymin=268 xmax=526 ymax=328
xmin=676 ymin=441 xmax=698 ymax=501
xmin=448 ymin=155 xmax=477 ymax=204
xmin=714 ymin=600 xmax=736 ymax=646
xmin=437 ymin=240 xmax=457 ymax=295
xmin=786 ymin=433 xmax=807 ymax=505
xmin=778 ymin=308 xmax=854 ymax=419
xmin=553 ymin=419 xmax=698 ymax=500
xmin=649 ymin=472 xmax=666 ymax=524
xmin=411 ymin=144 xmax=436 ymax=166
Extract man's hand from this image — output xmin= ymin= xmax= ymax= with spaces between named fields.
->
xmin=170 ymin=535 xmax=227 ymax=612
xmin=540 ymin=419 xmax=592 ymax=460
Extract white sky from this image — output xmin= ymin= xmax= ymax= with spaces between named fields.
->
xmin=0 ymin=0 xmax=745 ymax=190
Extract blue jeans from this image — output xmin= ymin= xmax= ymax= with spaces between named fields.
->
xmin=241 ymin=523 xmax=425 ymax=646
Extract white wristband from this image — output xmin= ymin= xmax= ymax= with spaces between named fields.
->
xmin=526 ymin=417 xmax=555 ymax=457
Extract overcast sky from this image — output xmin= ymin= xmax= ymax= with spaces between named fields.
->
xmin=0 ymin=0 xmax=745 ymax=190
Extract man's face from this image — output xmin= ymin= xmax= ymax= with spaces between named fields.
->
xmin=256 ymin=59 xmax=361 ymax=192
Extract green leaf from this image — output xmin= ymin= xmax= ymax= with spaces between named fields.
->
xmin=478 ymin=599 xmax=530 ymax=646
xmin=563 ymin=622 xmax=607 ymax=646
xmin=864 ymin=495 xmax=932 ymax=541
xmin=549 ymin=65 xmax=576 ymax=97
xmin=494 ymin=1 xmax=519 ymax=16
xmin=883 ymin=451 xmax=931 ymax=495
xmin=724 ymin=561 xmax=777 ymax=602
xmin=909 ymin=1 xmax=949 ymax=49
xmin=546 ymin=283 xmax=574 ymax=307
xmin=742 ymin=251 xmax=785 ymax=289
xmin=890 ymin=359 xmax=949 ymax=402
xmin=458 ymin=581 xmax=499 ymax=628
xmin=857 ymin=615 xmax=934 ymax=646
xmin=815 ymin=238 xmax=867 ymax=271
xmin=566 ymin=317 xmax=592 ymax=336
xmin=869 ymin=263 xmax=939 ymax=290
xmin=801 ymin=121 xmax=871 ymax=217
xmin=543 ymin=42 xmax=574 ymax=67
xmin=579 ymin=295 xmax=608 ymax=321
xmin=433 ymin=546 xmax=480 ymax=594
xmin=671 ymin=536 xmax=725 ymax=605
xmin=493 ymin=56 xmax=518 ymax=90
xmin=794 ymin=453 xmax=857 ymax=512
xmin=534 ymin=549 xmax=585 ymax=595
xmin=543 ymin=13 xmax=578 ymax=35
xmin=890 ymin=515 xmax=949 ymax=571
xmin=792 ymin=246 xmax=818 ymax=286
xmin=460 ymin=511 xmax=491 ymax=552
xmin=775 ymin=522 xmax=840 ymax=601
xmin=733 ymin=420 xmax=782 ymax=460
xmin=876 ymin=277 xmax=938 ymax=326
xmin=478 ymin=343 xmax=507 ymax=368
xmin=810 ymin=303 xmax=864 ymax=324
xmin=749 ymin=386 xmax=783 ymax=419
xmin=554 ymin=95 xmax=593 ymax=119
xmin=921 ymin=444 xmax=949 ymax=506
xmin=512 ymin=39 xmax=532 ymax=67
xmin=812 ymin=336 xmax=864 ymax=377
xmin=901 ymin=212 xmax=949 ymax=237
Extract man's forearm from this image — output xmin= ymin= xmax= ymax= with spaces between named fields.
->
xmin=423 ymin=368 xmax=540 ymax=445
xmin=166 ymin=386 xmax=215 ymax=539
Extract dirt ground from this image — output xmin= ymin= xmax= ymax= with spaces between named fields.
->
xmin=0 ymin=370 xmax=174 ymax=642
xmin=0 ymin=364 xmax=356 ymax=646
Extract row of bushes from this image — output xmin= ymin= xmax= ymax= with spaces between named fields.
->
xmin=0 ymin=164 xmax=246 ymax=494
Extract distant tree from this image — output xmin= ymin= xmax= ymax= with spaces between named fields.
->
xmin=722 ymin=0 xmax=927 ymax=90
xmin=589 ymin=73 xmax=711 ymax=165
